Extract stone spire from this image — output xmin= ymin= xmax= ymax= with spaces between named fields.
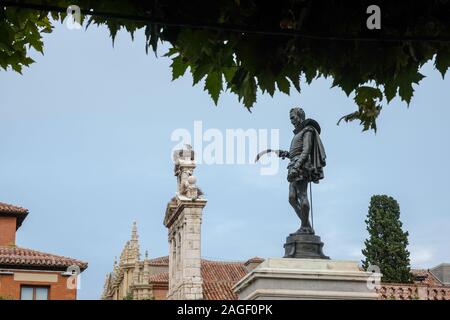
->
xmin=113 ymin=256 xmax=121 ymax=285
xmin=124 ymin=221 xmax=140 ymax=263
xmin=131 ymin=221 xmax=138 ymax=241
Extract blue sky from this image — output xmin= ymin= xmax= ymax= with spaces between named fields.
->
xmin=1 ymin=22 xmax=449 ymax=300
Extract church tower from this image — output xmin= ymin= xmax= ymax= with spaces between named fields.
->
xmin=164 ymin=146 xmax=206 ymax=300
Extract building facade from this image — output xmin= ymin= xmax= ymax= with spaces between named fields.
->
xmin=0 ymin=202 xmax=87 ymax=300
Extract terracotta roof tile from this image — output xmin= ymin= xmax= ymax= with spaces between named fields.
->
xmin=201 ymin=259 xmax=248 ymax=283
xmin=147 ymin=256 xmax=169 ymax=266
xmin=0 ymin=246 xmax=88 ymax=271
xmin=203 ymin=282 xmax=239 ymax=300
xmin=148 ymin=271 xmax=169 ymax=283
xmin=201 ymin=259 xmax=249 ymax=300
xmin=143 ymin=257 xmax=249 ymax=300
xmin=0 ymin=202 xmax=29 ymax=228
xmin=411 ymin=269 xmax=443 ymax=287
xmin=0 ymin=202 xmax=28 ymax=214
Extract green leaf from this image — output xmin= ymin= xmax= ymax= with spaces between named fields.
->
xmin=191 ymin=64 xmax=209 ymax=85
xmin=383 ymin=79 xmax=397 ymax=103
xmin=204 ymin=71 xmax=222 ymax=105
xmin=50 ymin=11 xmax=60 ymax=21
xmin=171 ymin=55 xmax=189 ymax=80
xmin=11 ymin=63 xmax=22 ymax=74
xmin=164 ymin=47 xmax=178 ymax=58
xmin=223 ymin=67 xmax=236 ymax=83
xmin=144 ymin=24 xmax=160 ymax=55
xmin=435 ymin=49 xmax=450 ymax=79
xmin=332 ymin=73 xmax=360 ymax=97
xmin=257 ymin=73 xmax=276 ymax=96
xmin=286 ymin=71 xmax=301 ymax=92
xmin=108 ymin=23 xmax=119 ymax=47
xmin=276 ymin=76 xmax=290 ymax=95
xmin=397 ymin=70 xmax=424 ymax=105
xmin=304 ymin=67 xmax=317 ymax=84
xmin=242 ymin=73 xmax=257 ymax=109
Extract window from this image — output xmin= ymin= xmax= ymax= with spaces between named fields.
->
xmin=20 ymin=287 xmax=33 ymax=300
xmin=20 ymin=286 xmax=49 ymax=300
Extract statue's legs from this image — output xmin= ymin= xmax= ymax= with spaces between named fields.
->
xmin=289 ymin=180 xmax=313 ymax=234
xmin=289 ymin=182 xmax=302 ymax=221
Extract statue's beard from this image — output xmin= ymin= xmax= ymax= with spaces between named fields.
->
xmin=292 ymin=119 xmax=305 ymax=133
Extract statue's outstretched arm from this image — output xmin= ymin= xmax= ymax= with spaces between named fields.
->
xmin=255 ymin=149 xmax=289 ymax=162
xmin=277 ymin=150 xmax=290 ymax=159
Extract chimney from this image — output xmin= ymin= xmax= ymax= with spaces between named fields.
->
xmin=0 ymin=202 xmax=29 ymax=246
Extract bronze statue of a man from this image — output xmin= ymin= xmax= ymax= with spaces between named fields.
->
xmin=278 ymin=107 xmax=326 ymax=234
xmin=255 ymin=107 xmax=328 ymax=258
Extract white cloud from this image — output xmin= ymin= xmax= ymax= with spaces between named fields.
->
xmin=409 ymin=245 xmax=434 ymax=268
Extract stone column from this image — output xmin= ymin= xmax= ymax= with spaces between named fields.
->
xmin=132 ymin=259 xmax=140 ymax=286
xmin=417 ymin=285 xmax=428 ymax=300
xmin=164 ymin=147 xmax=206 ymax=300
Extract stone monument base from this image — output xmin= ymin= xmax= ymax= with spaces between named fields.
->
xmin=233 ymin=258 xmax=380 ymax=300
xmin=284 ymin=232 xmax=329 ymax=259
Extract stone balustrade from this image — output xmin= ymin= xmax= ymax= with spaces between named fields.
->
xmin=377 ymin=284 xmax=450 ymax=300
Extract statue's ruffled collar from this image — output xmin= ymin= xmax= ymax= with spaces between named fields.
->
xmin=293 ymin=118 xmax=322 ymax=134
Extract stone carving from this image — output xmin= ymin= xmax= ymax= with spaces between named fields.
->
xmin=173 ymin=145 xmax=200 ymax=200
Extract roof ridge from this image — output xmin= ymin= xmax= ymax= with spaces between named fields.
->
xmin=201 ymin=259 xmax=245 ymax=264
xmin=0 ymin=202 xmax=29 ymax=213
xmin=203 ymin=280 xmax=241 ymax=284
xmin=0 ymin=246 xmax=88 ymax=270
xmin=0 ymin=202 xmax=29 ymax=228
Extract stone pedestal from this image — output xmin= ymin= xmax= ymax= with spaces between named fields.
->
xmin=233 ymin=258 xmax=380 ymax=300
xmin=284 ymin=233 xmax=329 ymax=259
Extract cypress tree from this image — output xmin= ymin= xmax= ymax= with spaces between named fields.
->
xmin=362 ymin=195 xmax=412 ymax=283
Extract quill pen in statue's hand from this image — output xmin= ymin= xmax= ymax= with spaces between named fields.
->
xmin=255 ymin=149 xmax=288 ymax=162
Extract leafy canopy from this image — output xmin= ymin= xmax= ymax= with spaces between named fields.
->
xmin=2 ymin=0 xmax=450 ymax=131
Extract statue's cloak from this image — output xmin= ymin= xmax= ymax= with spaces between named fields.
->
xmin=296 ymin=119 xmax=327 ymax=183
